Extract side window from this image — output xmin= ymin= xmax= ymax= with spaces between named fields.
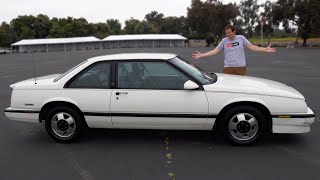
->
xmin=117 ymin=61 xmax=189 ymax=90
xmin=68 ymin=62 xmax=111 ymax=89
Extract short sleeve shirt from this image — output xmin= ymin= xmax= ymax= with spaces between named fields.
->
xmin=216 ymin=35 xmax=251 ymax=67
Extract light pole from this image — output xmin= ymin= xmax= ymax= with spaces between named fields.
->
xmin=260 ymin=16 xmax=264 ymax=47
xmin=10 ymin=27 xmax=13 ymax=54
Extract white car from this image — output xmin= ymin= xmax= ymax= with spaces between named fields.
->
xmin=0 ymin=48 xmax=11 ymax=54
xmin=4 ymin=53 xmax=315 ymax=144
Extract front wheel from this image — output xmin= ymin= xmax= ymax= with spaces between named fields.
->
xmin=220 ymin=106 xmax=266 ymax=145
xmin=45 ymin=106 xmax=84 ymax=143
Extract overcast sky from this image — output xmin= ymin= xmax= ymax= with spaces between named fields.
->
xmin=0 ymin=0 xmax=268 ymax=26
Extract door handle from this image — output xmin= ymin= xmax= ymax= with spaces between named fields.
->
xmin=115 ymin=92 xmax=128 ymax=95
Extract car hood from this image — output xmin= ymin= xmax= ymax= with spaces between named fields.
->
xmin=10 ymin=74 xmax=61 ymax=90
xmin=204 ymin=73 xmax=305 ymax=100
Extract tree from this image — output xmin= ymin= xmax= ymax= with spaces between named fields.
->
xmin=272 ymin=0 xmax=295 ymax=32
xmin=272 ymin=0 xmax=320 ymax=46
xmin=4 ymin=15 xmax=119 ymax=43
xmin=11 ymin=15 xmax=37 ymax=40
xmin=187 ymin=0 xmax=239 ymax=44
xmin=145 ymin=11 xmax=164 ymax=32
xmin=20 ymin=26 xmax=36 ymax=39
xmin=214 ymin=2 xmax=240 ymax=41
xmin=124 ymin=18 xmax=140 ymax=34
xmin=71 ymin=18 xmax=89 ymax=37
xmin=295 ymin=0 xmax=320 ymax=46
xmin=34 ymin=14 xmax=51 ymax=38
xmin=232 ymin=18 xmax=245 ymax=35
xmin=88 ymin=23 xmax=110 ymax=39
xmin=240 ymin=0 xmax=260 ymax=37
xmin=144 ymin=11 xmax=189 ymax=36
xmin=176 ymin=16 xmax=189 ymax=36
xmin=134 ymin=21 xmax=157 ymax=34
xmin=187 ymin=0 xmax=212 ymax=36
xmin=48 ymin=17 xmax=89 ymax=38
xmin=0 ymin=22 xmax=11 ymax=47
xmin=160 ymin=16 xmax=184 ymax=34
xmin=258 ymin=1 xmax=276 ymax=44
xmin=107 ymin=19 xmax=121 ymax=35
xmin=48 ymin=18 xmax=63 ymax=38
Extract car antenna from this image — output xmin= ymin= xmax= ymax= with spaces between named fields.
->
xmin=31 ymin=51 xmax=37 ymax=84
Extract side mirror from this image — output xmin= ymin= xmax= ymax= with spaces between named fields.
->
xmin=184 ymin=80 xmax=199 ymax=90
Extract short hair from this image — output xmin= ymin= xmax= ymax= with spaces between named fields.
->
xmin=225 ymin=24 xmax=235 ymax=32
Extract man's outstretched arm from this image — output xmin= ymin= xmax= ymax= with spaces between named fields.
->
xmin=192 ymin=48 xmax=221 ymax=59
xmin=246 ymin=43 xmax=277 ymax=53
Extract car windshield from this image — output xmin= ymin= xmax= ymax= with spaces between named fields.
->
xmin=169 ymin=57 xmax=216 ymax=85
xmin=54 ymin=60 xmax=88 ymax=82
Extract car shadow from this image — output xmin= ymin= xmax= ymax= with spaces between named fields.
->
xmin=16 ymin=123 xmax=309 ymax=148
xmin=76 ymin=128 xmax=308 ymax=147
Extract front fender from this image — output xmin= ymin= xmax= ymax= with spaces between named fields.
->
xmin=222 ymin=97 xmax=269 ymax=111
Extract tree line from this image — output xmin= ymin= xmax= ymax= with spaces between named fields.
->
xmin=0 ymin=0 xmax=319 ymax=48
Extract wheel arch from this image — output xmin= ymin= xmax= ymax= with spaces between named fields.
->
xmin=39 ymin=101 xmax=86 ymax=126
xmin=215 ymin=101 xmax=272 ymax=133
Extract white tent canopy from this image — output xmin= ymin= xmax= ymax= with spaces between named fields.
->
xmin=12 ymin=36 xmax=101 ymax=46
xmin=11 ymin=34 xmax=187 ymax=53
xmin=101 ymin=34 xmax=187 ymax=48
xmin=102 ymin=34 xmax=187 ymax=41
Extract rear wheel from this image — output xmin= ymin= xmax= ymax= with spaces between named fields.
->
xmin=45 ymin=106 xmax=84 ymax=143
xmin=220 ymin=106 xmax=266 ymax=145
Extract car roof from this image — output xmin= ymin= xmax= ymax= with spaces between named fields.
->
xmin=87 ymin=53 xmax=177 ymax=62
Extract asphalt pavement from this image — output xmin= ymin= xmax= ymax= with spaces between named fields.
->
xmin=0 ymin=47 xmax=319 ymax=180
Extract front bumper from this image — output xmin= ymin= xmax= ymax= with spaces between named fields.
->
xmin=4 ymin=107 xmax=40 ymax=123
xmin=272 ymin=107 xmax=315 ymax=133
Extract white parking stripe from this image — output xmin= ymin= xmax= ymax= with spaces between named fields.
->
xmin=1 ymin=75 xmax=16 ymax=78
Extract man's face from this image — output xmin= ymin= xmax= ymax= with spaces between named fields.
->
xmin=225 ymin=29 xmax=235 ymax=40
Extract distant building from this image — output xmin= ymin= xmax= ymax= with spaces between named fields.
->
xmin=11 ymin=37 xmax=101 ymax=53
xmin=188 ymin=39 xmax=207 ymax=47
xmin=11 ymin=34 xmax=188 ymax=53
xmin=101 ymin=34 xmax=187 ymax=49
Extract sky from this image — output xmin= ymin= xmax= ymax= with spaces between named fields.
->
xmin=0 ymin=0 xmax=268 ymax=26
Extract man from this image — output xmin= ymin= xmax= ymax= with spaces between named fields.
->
xmin=192 ymin=25 xmax=276 ymax=76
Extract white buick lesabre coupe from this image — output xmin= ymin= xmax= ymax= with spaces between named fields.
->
xmin=4 ymin=53 xmax=315 ymax=144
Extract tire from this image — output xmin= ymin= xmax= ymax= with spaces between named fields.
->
xmin=45 ymin=106 xmax=84 ymax=143
xmin=220 ymin=105 xmax=266 ymax=145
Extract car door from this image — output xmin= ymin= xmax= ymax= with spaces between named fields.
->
xmin=61 ymin=61 xmax=113 ymax=128
xmin=110 ymin=60 xmax=209 ymax=130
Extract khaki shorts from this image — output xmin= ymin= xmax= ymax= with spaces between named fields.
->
xmin=223 ymin=67 xmax=246 ymax=76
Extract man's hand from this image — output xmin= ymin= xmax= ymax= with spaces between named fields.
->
xmin=192 ymin=51 xmax=202 ymax=59
xmin=265 ymin=44 xmax=277 ymax=53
